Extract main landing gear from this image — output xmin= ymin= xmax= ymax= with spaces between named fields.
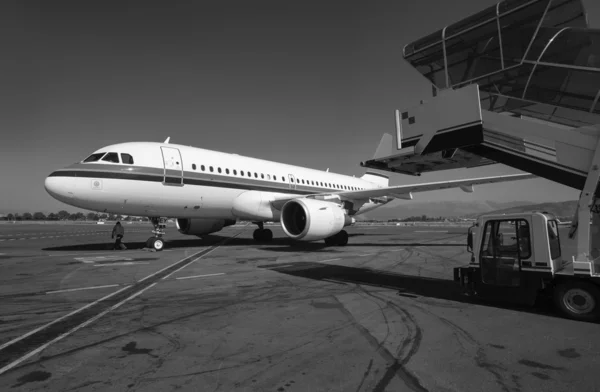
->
xmin=324 ymin=230 xmax=348 ymax=246
xmin=253 ymin=222 xmax=273 ymax=242
xmin=146 ymin=217 xmax=166 ymax=251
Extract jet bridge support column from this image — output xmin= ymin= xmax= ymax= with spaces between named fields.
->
xmin=571 ymin=126 xmax=600 ymax=276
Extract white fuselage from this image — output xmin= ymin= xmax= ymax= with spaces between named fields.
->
xmin=44 ymin=142 xmax=389 ymax=220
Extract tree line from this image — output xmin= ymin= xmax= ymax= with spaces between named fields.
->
xmin=2 ymin=211 xmax=147 ymax=222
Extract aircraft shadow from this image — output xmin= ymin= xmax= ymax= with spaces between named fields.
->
xmin=258 ymin=261 xmax=568 ymax=321
xmin=42 ymin=235 xmax=466 ymax=252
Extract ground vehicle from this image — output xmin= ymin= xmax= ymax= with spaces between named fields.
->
xmin=454 ymin=211 xmax=600 ymax=321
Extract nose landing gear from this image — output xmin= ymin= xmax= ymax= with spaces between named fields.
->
xmin=146 ymin=217 xmax=167 ymax=251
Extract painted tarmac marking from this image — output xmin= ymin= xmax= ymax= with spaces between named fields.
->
xmin=320 ymin=258 xmax=341 ymax=262
xmin=415 ymin=230 xmax=448 ymax=233
xmin=358 ymin=253 xmax=375 ymax=256
xmin=175 ymin=273 xmax=225 ymax=280
xmin=0 ymin=285 xmax=132 ymax=354
xmin=46 ymin=284 xmax=121 ymax=295
xmin=0 ymin=283 xmax=156 ymax=376
xmin=0 ymin=227 xmax=250 ymax=375
xmin=74 ymin=256 xmax=134 ymax=264
xmin=161 ymin=230 xmax=244 ymax=281
xmin=93 ymin=262 xmax=150 ymax=266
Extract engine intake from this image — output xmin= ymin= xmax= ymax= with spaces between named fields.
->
xmin=176 ymin=218 xmax=236 ymax=237
xmin=281 ymin=198 xmax=352 ymax=241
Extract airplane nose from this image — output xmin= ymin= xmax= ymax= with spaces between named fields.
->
xmin=45 ymin=174 xmax=75 ymax=202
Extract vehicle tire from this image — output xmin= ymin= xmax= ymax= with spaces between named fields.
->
xmin=253 ymin=229 xmax=262 ymax=241
xmin=337 ymin=230 xmax=348 ymax=246
xmin=324 ymin=236 xmax=335 ymax=246
xmin=554 ymin=281 xmax=600 ymax=322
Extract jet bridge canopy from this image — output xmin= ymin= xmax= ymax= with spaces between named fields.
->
xmin=403 ymin=0 xmax=600 ymax=127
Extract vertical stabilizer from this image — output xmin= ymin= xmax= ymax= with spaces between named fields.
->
xmin=361 ymin=133 xmax=392 ymax=186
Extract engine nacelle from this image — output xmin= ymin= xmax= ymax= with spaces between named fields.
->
xmin=176 ymin=218 xmax=236 ymax=237
xmin=280 ymin=198 xmax=353 ymax=241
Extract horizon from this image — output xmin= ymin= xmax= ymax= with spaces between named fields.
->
xmin=4 ymin=0 xmax=596 ymax=214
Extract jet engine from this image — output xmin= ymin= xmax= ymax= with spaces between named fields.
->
xmin=280 ymin=198 xmax=353 ymax=241
xmin=176 ymin=218 xmax=236 ymax=237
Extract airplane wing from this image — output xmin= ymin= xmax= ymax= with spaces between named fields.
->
xmin=271 ymin=173 xmax=536 ymax=209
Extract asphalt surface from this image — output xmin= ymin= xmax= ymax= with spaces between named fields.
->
xmin=0 ymin=222 xmax=599 ymax=392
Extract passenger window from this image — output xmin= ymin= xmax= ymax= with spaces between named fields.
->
xmin=291 ymin=178 xmax=294 ymax=183
xmin=248 ymin=172 xmax=252 ymax=177
xmin=233 ymin=170 xmax=237 ymax=175
xmin=210 ymin=166 xmax=214 ymax=172
xmin=282 ymin=176 xmax=285 ymax=181
xmin=201 ymin=165 xmax=205 ymax=171
xmin=121 ymin=153 xmax=134 ymax=164
xmin=192 ymin=164 xmax=196 ymax=170
xmin=83 ymin=152 xmax=106 ymax=163
xmin=226 ymin=168 xmax=230 ymax=174
xmin=101 ymin=152 xmax=120 ymax=163
xmin=254 ymin=172 xmax=258 ymax=178
xmin=261 ymin=174 xmax=264 ymax=179
xmin=241 ymin=170 xmax=244 ymax=176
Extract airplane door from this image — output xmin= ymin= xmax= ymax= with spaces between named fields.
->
xmin=288 ymin=174 xmax=296 ymax=190
xmin=161 ymin=147 xmax=183 ymax=186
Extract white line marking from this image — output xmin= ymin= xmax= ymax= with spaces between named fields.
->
xmin=175 ymin=273 xmax=225 ymax=280
xmin=0 ymin=283 xmax=156 ymax=375
xmin=390 ymin=249 xmax=403 ymax=252
xmin=320 ymin=258 xmax=341 ymax=262
xmin=161 ymin=231 xmax=244 ymax=281
xmin=46 ymin=284 xmax=120 ymax=294
xmin=93 ymin=262 xmax=149 ymax=266
xmin=0 ymin=285 xmax=131 ymax=352
xmin=358 ymin=253 xmax=375 ymax=256
xmin=415 ymin=230 xmax=448 ymax=233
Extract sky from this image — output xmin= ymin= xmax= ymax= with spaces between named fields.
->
xmin=2 ymin=0 xmax=598 ymax=214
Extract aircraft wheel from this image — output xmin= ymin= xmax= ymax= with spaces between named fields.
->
xmin=554 ymin=281 xmax=600 ymax=321
xmin=337 ymin=230 xmax=348 ymax=246
xmin=146 ymin=237 xmax=164 ymax=251
xmin=253 ymin=229 xmax=262 ymax=242
xmin=262 ymin=229 xmax=273 ymax=242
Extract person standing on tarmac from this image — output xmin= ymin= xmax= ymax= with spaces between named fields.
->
xmin=111 ymin=221 xmax=127 ymax=250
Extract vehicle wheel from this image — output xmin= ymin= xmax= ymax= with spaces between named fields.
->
xmin=337 ymin=230 xmax=348 ymax=246
xmin=324 ymin=236 xmax=335 ymax=246
xmin=554 ymin=281 xmax=600 ymax=321
xmin=262 ymin=229 xmax=273 ymax=242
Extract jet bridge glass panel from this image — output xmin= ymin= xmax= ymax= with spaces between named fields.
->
xmin=402 ymin=0 xmax=598 ymax=125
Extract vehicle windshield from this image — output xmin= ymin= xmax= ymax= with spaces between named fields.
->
xmin=83 ymin=152 xmax=106 ymax=163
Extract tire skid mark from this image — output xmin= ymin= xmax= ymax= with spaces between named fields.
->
xmin=408 ymin=302 xmax=516 ymax=392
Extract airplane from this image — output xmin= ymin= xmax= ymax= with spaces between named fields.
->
xmin=44 ymin=138 xmax=535 ymax=251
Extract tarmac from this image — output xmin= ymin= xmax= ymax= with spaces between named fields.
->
xmin=0 ymin=222 xmax=599 ymax=392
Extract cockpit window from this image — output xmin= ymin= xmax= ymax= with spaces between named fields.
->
xmin=101 ymin=152 xmax=120 ymax=163
xmin=83 ymin=152 xmax=106 ymax=163
xmin=121 ymin=153 xmax=134 ymax=164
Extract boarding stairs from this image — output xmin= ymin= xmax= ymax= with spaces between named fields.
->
xmin=361 ymin=0 xmax=600 ymax=276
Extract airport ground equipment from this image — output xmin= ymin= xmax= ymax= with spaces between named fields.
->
xmin=360 ymin=0 xmax=600 ymax=319
xmin=454 ymin=210 xmax=600 ymax=321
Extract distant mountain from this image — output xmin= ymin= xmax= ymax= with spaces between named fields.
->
xmin=471 ymin=200 xmax=578 ymax=218
xmin=357 ymin=200 xmax=538 ymax=221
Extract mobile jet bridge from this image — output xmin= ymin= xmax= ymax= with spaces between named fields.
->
xmin=361 ymin=0 xmax=600 ymax=276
